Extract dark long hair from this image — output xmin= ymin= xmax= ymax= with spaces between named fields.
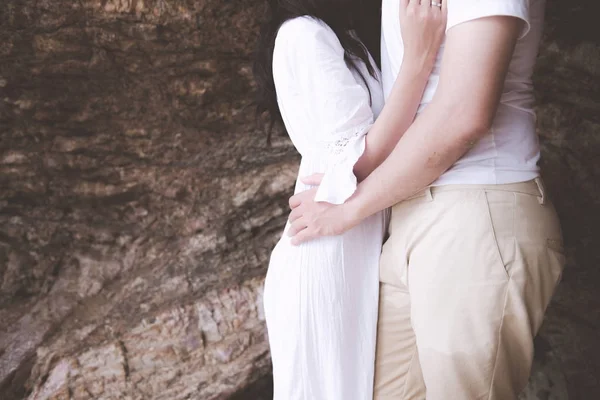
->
xmin=253 ymin=0 xmax=382 ymax=134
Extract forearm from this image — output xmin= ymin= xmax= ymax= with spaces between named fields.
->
xmin=347 ymin=98 xmax=483 ymax=220
xmin=349 ymin=16 xmax=522 ymax=221
xmin=353 ymin=63 xmax=432 ymax=181
xmin=286 ymin=16 xmax=526 ymax=245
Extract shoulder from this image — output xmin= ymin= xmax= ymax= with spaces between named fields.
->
xmin=274 ymin=16 xmax=344 ymax=60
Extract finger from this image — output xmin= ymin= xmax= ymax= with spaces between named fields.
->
xmin=287 ymin=217 xmax=307 ymax=238
xmin=300 ymin=173 xmax=324 ymax=186
xmin=407 ymin=0 xmax=421 ymax=15
xmin=405 ymin=0 xmax=418 ymax=9
xmin=288 ymin=206 xmax=303 ymax=223
xmin=441 ymin=0 xmax=448 ymax=16
xmin=289 ymin=193 xmax=301 ymax=209
xmin=399 ymin=0 xmax=409 ymax=8
xmin=290 ymin=228 xmax=315 ymax=246
xmin=288 ymin=188 xmax=317 ymax=210
xmin=429 ymin=0 xmax=443 ymax=11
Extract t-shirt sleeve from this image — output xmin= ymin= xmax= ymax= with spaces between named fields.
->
xmin=447 ymin=0 xmax=531 ymax=39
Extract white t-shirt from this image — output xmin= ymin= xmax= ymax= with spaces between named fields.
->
xmin=381 ymin=0 xmax=546 ymax=185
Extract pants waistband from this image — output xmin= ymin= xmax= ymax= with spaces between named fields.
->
xmin=405 ymin=178 xmax=547 ymax=205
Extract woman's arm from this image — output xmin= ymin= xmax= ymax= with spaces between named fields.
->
xmin=354 ymin=0 xmax=447 ymax=181
xmin=270 ymin=11 xmax=445 ymax=206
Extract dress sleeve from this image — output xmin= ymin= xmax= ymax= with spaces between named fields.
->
xmin=447 ymin=0 xmax=531 ymax=39
xmin=273 ymin=17 xmax=376 ymax=204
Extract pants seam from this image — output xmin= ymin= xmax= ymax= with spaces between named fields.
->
xmin=512 ymin=192 xmax=516 ymax=247
xmin=485 ymin=189 xmax=513 ymax=399
xmin=486 ymin=279 xmax=511 ymax=400
xmin=400 ymin=347 xmax=420 ymax=400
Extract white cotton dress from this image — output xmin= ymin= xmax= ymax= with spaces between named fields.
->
xmin=262 ymin=16 xmax=387 ymax=400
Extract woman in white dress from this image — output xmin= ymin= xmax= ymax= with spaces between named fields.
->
xmin=253 ymin=1 xmax=447 ymax=398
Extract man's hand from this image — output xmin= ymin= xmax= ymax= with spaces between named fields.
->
xmin=287 ymin=174 xmax=359 ymax=245
xmin=288 ymin=173 xmax=323 ymax=210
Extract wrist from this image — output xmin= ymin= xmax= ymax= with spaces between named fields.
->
xmin=341 ymin=195 xmax=368 ymax=229
xmin=400 ymin=58 xmax=434 ymax=80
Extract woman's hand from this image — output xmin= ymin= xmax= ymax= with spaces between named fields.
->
xmin=399 ymin=0 xmax=447 ymax=71
xmin=287 ymin=174 xmax=360 ymax=245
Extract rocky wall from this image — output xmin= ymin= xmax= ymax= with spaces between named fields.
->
xmin=0 ymin=0 xmax=598 ymax=399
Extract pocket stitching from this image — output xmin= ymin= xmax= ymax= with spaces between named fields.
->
xmin=482 ymin=191 xmax=512 ymax=280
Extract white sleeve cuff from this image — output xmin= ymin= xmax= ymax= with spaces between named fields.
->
xmin=447 ymin=0 xmax=531 ymax=39
xmin=314 ymin=124 xmax=370 ymax=205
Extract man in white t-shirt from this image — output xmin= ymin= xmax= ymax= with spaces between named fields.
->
xmin=288 ymin=0 xmax=565 ymax=398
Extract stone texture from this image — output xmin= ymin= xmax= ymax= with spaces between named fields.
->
xmin=0 ymin=0 xmax=598 ymax=399
xmin=24 ymin=279 xmax=269 ymax=400
xmin=532 ymin=1 xmax=600 ymax=399
xmin=1 ymin=0 xmax=297 ymax=398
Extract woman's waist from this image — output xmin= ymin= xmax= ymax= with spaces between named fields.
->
xmin=298 ymin=146 xmax=339 ymax=159
xmin=275 ymin=212 xmax=387 ymax=251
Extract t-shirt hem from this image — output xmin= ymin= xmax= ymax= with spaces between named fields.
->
xmin=446 ymin=2 xmax=531 ymax=39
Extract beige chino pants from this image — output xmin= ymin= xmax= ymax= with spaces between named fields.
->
xmin=373 ymin=179 xmax=565 ymax=400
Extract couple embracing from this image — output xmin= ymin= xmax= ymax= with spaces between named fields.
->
xmin=254 ymin=0 xmax=564 ymax=399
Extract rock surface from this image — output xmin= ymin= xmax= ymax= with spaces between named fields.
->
xmin=0 ymin=0 xmax=598 ymax=399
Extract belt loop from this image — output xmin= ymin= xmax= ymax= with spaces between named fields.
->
xmin=535 ymin=177 xmax=546 ymax=205
xmin=425 ymin=186 xmax=433 ymax=202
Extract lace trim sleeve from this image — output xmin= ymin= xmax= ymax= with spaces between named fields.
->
xmin=314 ymin=120 xmax=372 ymax=205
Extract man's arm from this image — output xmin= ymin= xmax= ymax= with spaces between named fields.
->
xmin=347 ymin=15 xmax=523 ymax=221
xmin=289 ymin=16 xmax=524 ymax=243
